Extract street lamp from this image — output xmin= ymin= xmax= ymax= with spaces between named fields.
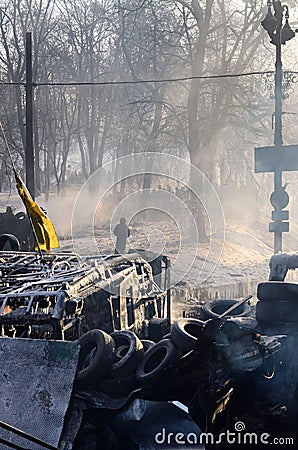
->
xmin=261 ymin=0 xmax=296 ymax=147
xmin=257 ymin=1 xmax=296 ymax=254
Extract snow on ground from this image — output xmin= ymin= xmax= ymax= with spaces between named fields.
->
xmin=1 ymin=190 xmax=298 ymax=291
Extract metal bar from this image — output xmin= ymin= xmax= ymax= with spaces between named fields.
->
xmin=274 ymin=11 xmax=283 ymax=148
xmin=25 ymin=32 xmax=35 ymax=200
xmin=0 ymin=291 xmax=61 ymax=298
xmin=0 ymin=436 xmax=31 ymax=450
xmin=218 ymin=295 xmax=253 ymax=319
xmin=0 ymin=420 xmax=59 ymax=450
xmin=0 ymin=297 xmax=8 ymax=316
xmin=165 ymin=257 xmax=171 ymax=325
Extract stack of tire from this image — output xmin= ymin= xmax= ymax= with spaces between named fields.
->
xmin=75 ymin=318 xmax=205 ymax=397
xmin=75 ymin=329 xmax=151 ymax=397
xmin=256 ymin=281 xmax=298 ymax=326
xmin=136 ymin=318 xmax=205 ymax=387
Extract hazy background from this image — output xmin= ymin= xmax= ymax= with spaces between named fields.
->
xmin=1 ymin=0 xmax=298 ymax=262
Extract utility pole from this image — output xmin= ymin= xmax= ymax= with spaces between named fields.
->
xmin=25 ymin=32 xmax=35 ymax=200
xmin=255 ymin=0 xmax=297 ymax=254
xmin=272 ymin=0 xmax=284 ymax=253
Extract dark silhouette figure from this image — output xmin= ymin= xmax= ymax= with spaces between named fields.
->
xmin=114 ymin=217 xmax=130 ymax=254
xmin=2 ymin=206 xmax=17 ymax=233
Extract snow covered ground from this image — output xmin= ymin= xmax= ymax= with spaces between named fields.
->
xmin=1 ymin=189 xmax=298 ymax=294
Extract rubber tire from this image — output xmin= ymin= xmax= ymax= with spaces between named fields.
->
xmin=15 ymin=212 xmax=26 ymax=220
xmin=162 ymin=333 xmax=171 ymax=340
xmin=0 ymin=234 xmax=20 ymax=251
xmin=257 ymin=281 xmax=298 ymax=302
xmin=202 ymin=299 xmax=251 ymax=320
xmin=109 ymin=330 xmax=144 ymax=378
xmin=136 ymin=339 xmax=180 ymax=386
xmin=256 ymin=300 xmax=298 ymax=324
xmin=141 ymin=340 xmax=155 ymax=352
xmin=171 ymin=318 xmax=205 ymax=352
xmin=114 ymin=344 xmax=130 ymax=359
xmin=97 ymin=374 xmax=138 ymax=397
xmin=76 ymin=329 xmax=115 ymax=387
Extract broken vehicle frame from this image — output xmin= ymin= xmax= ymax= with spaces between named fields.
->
xmin=0 ymin=251 xmax=171 ymax=341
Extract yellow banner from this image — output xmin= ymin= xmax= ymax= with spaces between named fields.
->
xmin=16 ymin=175 xmax=59 ymax=252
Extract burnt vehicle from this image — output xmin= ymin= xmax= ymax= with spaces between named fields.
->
xmin=0 ymin=249 xmax=173 ymax=450
xmin=0 ymin=250 xmax=170 ymax=341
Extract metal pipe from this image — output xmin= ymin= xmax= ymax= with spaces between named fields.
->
xmin=25 ymin=32 xmax=35 ymax=200
xmin=0 ymin=420 xmax=59 ymax=450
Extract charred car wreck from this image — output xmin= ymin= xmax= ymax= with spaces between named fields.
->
xmin=0 ymin=249 xmax=297 ymax=449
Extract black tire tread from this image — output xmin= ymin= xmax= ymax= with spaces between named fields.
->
xmin=257 ymin=281 xmax=298 ymax=302
xmin=171 ymin=318 xmax=204 ymax=352
xmin=141 ymin=340 xmax=155 ymax=352
xmin=0 ymin=233 xmax=20 ymax=251
xmin=110 ymin=330 xmax=144 ymax=378
xmin=136 ymin=338 xmax=180 ymax=386
xmin=76 ymin=329 xmax=114 ymax=387
xmin=256 ymin=300 xmax=298 ymax=324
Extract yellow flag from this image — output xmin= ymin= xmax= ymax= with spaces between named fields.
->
xmin=15 ymin=174 xmax=59 ymax=252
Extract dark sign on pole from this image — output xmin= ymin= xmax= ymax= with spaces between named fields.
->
xmin=255 ymin=145 xmax=298 ymax=173
xmin=257 ymin=1 xmax=297 ymax=254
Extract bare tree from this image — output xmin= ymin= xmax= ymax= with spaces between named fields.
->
xmin=0 ymin=0 xmax=57 ymax=189
xmin=0 ymin=0 xmax=276 ymax=202
xmin=56 ymin=0 xmax=118 ymax=182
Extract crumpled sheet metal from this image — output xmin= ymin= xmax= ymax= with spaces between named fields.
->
xmin=0 ymin=337 xmax=79 ymax=450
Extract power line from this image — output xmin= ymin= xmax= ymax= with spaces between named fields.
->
xmin=0 ymin=70 xmax=286 ymax=87
xmin=0 ymin=82 xmax=25 ymax=86
xmin=35 ymin=71 xmax=274 ymax=85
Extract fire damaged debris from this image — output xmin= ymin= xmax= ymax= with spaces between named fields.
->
xmin=203 ymin=319 xmax=265 ymax=373
xmin=181 ymin=304 xmax=298 ymax=446
xmin=104 ymin=322 xmax=294 ymax=447
xmin=0 ymin=249 xmax=173 ymax=449
xmin=72 ymin=399 xmax=203 ymax=450
xmin=1 ymin=249 xmax=298 ymax=449
xmin=0 ymin=251 xmax=170 ymax=341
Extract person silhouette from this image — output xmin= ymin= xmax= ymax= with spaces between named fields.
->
xmin=2 ymin=206 xmax=17 ymax=233
xmin=114 ymin=217 xmax=130 ymax=254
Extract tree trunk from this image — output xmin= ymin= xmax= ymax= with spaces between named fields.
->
xmin=33 ymin=112 xmax=41 ymax=194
